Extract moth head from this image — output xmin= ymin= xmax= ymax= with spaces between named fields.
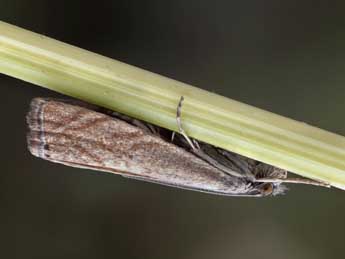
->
xmin=253 ymin=163 xmax=287 ymax=179
xmin=248 ymin=182 xmax=288 ymax=196
xmin=246 ymin=163 xmax=289 ymax=196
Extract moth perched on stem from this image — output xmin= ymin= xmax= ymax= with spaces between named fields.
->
xmin=26 ymin=97 xmax=329 ymax=197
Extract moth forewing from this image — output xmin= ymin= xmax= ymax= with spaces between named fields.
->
xmin=27 ymin=98 xmax=268 ymax=196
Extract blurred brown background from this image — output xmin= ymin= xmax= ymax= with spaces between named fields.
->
xmin=1 ymin=1 xmax=345 ymax=259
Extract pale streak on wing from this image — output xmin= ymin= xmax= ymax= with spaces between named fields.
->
xmin=26 ymin=98 xmax=249 ymax=195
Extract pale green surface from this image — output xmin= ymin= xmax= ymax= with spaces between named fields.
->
xmin=0 ymin=20 xmax=344 ymax=189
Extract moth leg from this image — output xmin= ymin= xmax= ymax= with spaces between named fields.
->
xmin=256 ymin=177 xmax=330 ymax=188
xmin=173 ymin=96 xmax=255 ymax=180
xmin=174 ymin=96 xmax=199 ymax=150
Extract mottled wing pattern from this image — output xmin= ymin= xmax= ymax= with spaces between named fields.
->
xmin=27 ymin=98 xmax=251 ymax=195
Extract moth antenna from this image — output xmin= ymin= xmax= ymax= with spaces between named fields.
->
xmin=256 ymin=177 xmax=331 ymax=188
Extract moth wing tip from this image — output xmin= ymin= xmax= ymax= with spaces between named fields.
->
xmin=26 ymin=131 xmax=42 ymax=158
xmin=26 ymin=98 xmax=48 ymax=158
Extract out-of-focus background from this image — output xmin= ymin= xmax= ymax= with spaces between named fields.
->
xmin=1 ymin=1 xmax=345 ymax=259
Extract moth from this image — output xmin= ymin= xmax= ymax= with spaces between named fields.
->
xmin=26 ymin=97 xmax=329 ymax=197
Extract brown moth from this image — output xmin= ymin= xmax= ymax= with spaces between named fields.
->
xmin=26 ymin=98 xmax=328 ymax=197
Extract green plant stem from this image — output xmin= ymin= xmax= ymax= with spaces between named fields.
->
xmin=0 ymin=21 xmax=344 ymax=189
